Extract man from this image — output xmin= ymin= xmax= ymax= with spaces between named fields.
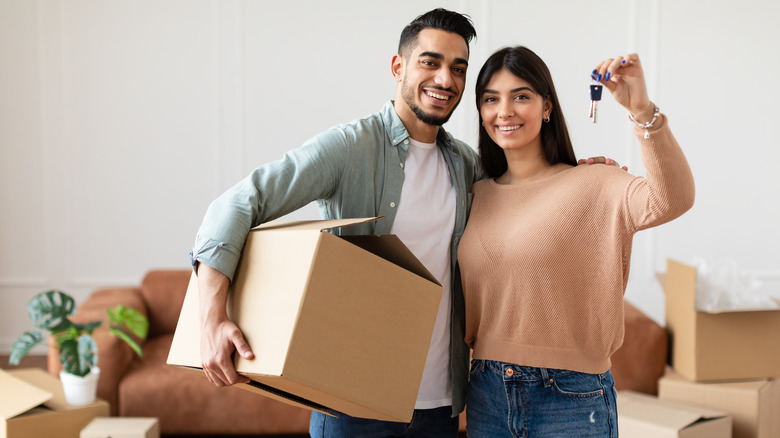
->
xmin=194 ymin=9 xmax=478 ymax=436
xmin=192 ymin=8 xmax=615 ymax=437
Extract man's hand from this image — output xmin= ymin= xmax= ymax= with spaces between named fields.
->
xmin=197 ymin=263 xmax=253 ymax=387
xmin=578 ymin=156 xmax=628 ymax=171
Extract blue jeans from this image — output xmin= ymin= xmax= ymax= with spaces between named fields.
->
xmin=309 ymin=406 xmax=459 ymax=438
xmin=466 ymin=360 xmax=617 ymax=438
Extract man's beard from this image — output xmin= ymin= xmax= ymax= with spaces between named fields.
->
xmin=401 ymin=82 xmax=457 ymax=126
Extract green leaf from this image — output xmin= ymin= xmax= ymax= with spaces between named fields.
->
xmin=107 ymin=305 xmax=148 ymax=340
xmin=59 ymin=338 xmax=81 ymax=375
xmin=78 ymin=335 xmax=98 ymax=370
xmin=28 ymin=290 xmax=76 ymax=333
xmin=9 ymin=331 xmax=44 ymax=365
xmin=73 ymin=321 xmax=102 ymax=334
xmin=59 ymin=335 xmax=97 ymax=377
xmin=109 ymin=326 xmax=144 ymax=357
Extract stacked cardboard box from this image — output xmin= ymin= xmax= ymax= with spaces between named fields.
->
xmin=618 ymin=390 xmax=731 ymax=438
xmin=657 ymin=259 xmax=780 ymax=438
xmin=1 ymin=368 xmax=110 ymax=438
xmin=80 ymin=417 xmax=159 ymax=438
xmin=659 ymin=369 xmax=780 ymax=438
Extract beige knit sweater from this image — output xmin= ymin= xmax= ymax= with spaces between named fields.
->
xmin=458 ymin=110 xmax=695 ymax=374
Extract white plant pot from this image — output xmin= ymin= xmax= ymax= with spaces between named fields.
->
xmin=59 ymin=367 xmax=100 ymax=406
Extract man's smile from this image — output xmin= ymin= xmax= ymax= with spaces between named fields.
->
xmin=425 ymin=90 xmax=451 ymax=101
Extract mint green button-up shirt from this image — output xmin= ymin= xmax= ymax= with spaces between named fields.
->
xmin=191 ymin=100 xmax=484 ymax=416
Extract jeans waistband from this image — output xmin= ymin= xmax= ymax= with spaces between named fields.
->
xmin=472 ymin=359 xmax=588 ymax=382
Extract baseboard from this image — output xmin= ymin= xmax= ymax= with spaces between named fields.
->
xmin=1 ymin=353 xmax=48 ymax=371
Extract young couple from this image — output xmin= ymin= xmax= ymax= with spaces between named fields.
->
xmin=191 ymin=8 xmax=694 ymax=438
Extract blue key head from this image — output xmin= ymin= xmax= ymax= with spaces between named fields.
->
xmin=590 ymin=84 xmax=603 ymax=101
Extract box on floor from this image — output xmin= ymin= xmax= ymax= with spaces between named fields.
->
xmin=663 ymin=259 xmax=780 ymax=381
xmin=0 ymin=368 xmax=109 ymax=438
xmin=80 ymin=417 xmax=159 ymax=438
xmin=659 ymin=368 xmax=780 ymax=438
xmin=617 ymin=390 xmax=731 ymax=438
xmin=168 ymin=217 xmax=443 ymax=423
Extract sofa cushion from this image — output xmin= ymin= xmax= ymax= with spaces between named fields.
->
xmin=119 ymin=334 xmax=312 ymax=435
xmin=140 ymin=270 xmax=191 ymax=337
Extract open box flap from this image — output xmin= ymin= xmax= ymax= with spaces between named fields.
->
xmin=0 ymin=369 xmax=53 ymax=420
xmin=342 ymin=234 xmax=440 ymax=285
xmin=252 ymin=217 xmax=382 ymax=232
xmin=699 ymin=297 xmax=780 ymax=314
xmin=659 ymin=261 xmax=780 ymax=314
xmin=251 ymin=217 xmax=437 ymax=284
xmin=618 ymin=390 xmax=728 ymax=430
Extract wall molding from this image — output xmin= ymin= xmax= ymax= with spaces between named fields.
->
xmin=67 ymin=276 xmax=142 ymax=289
xmin=0 ymin=277 xmax=49 ymax=288
xmin=631 ymin=0 xmax=664 ymax=280
xmin=0 ymin=336 xmax=48 ymax=356
xmin=210 ymin=0 xmax=247 ymax=187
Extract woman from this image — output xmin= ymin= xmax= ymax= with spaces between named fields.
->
xmin=458 ymin=46 xmax=694 ymax=437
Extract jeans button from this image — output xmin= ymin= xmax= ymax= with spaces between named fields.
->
xmin=505 ymin=368 xmax=514 ymax=376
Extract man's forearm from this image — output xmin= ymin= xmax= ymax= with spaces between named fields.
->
xmin=197 ymin=263 xmax=231 ymax=327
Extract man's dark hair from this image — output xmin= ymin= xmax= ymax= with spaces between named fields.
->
xmin=398 ymin=8 xmax=476 ymax=57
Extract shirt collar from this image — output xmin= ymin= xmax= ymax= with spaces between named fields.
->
xmin=381 ymin=100 xmax=453 ymax=151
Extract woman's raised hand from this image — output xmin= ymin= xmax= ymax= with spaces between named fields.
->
xmin=592 ymin=54 xmax=651 ymax=116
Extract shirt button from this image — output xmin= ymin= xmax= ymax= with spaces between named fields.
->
xmin=390 ymin=202 xmax=396 ymax=208
xmin=505 ymin=368 xmax=514 ymax=376
xmin=403 ymin=139 xmax=409 ymax=145
xmin=400 ymin=162 xmax=404 ymax=168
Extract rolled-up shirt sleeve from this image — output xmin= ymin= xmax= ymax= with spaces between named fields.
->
xmin=190 ymin=130 xmax=350 ymax=282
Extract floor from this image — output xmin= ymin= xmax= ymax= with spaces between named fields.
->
xmin=2 ymin=355 xmax=466 ymax=437
xmin=2 ymin=354 xmax=303 ymax=437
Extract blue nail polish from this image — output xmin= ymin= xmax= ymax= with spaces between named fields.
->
xmin=605 ymin=72 xmax=611 ymax=81
xmin=596 ymin=73 xmax=602 ymax=82
xmin=621 ymin=59 xmax=626 ymax=64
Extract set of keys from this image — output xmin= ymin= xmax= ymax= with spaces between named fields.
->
xmin=588 ymin=81 xmax=603 ymax=123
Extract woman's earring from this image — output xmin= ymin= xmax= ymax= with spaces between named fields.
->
xmin=544 ymin=114 xmax=551 ymax=123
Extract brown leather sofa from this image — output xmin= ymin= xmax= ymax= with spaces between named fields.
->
xmin=48 ymin=269 xmax=667 ymax=435
xmin=48 ymin=270 xmax=311 ymax=435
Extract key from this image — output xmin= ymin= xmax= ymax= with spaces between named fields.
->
xmin=589 ymin=83 xmax=603 ymax=123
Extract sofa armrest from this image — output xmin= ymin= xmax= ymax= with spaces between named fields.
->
xmin=611 ymin=300 xmax=668 ymax=395
xmin=48 ymin=286 xmax=147 ymax=415
xmin=140 ymin=270 xmax=192 ymax=337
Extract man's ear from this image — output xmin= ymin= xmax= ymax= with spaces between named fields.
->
xmin=391 ymin=54 xmax=404 ymax=83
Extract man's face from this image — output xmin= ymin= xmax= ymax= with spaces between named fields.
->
xmin=397 ymin=28 xmax=469 ymax=126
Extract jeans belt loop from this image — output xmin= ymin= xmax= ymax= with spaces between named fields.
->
xmin=541 ymin=368 xmax=552 ymax=388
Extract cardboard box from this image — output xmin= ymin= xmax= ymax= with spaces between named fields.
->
xmin=0 ymin=368 xmax=110 ymax=438
xmin=618 ymin=390 xmax=732 ymax=438
xmin=80 ymin=417 xmax=159 ymax=438
xmin=659 ymin=368 xmax=780 ymax=438
xmin=664 ymin=259 xmax=780 ymax=381
xmin=167 ymin=217 xmax=443 ymax=422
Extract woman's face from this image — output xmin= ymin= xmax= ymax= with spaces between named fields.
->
xmin=479 ymin=68 xmax=550 ymax=153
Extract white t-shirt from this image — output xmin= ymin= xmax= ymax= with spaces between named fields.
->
xmin=390 ymin=137 xmax=456 ymax=409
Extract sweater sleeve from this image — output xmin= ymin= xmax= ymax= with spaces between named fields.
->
xmin=624 ymin=104 xmax=695 ymax=232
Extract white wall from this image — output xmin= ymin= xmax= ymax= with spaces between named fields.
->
xmin=2 ymin=0 xmax=779 ymax=352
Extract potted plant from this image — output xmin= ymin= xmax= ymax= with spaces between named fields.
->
xmin=9 ymin=289 xmax=148 ymax=405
